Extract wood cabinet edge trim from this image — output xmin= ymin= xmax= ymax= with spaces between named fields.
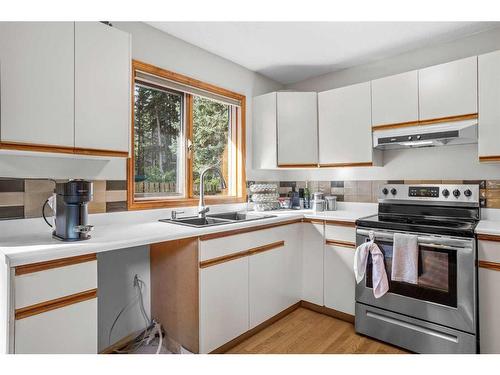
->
xmin=478 ymin=260 xmax=500 ymax=271
xmin=0 ymin=142 xmax=128 ymax=158
xmin=324 ymin=220 xmax=356 ymax=228
xmin=372 ymin=113 xmax=478 ymax=131
xmin=199 ymin=219 xmax=302 ymax=240
xmin=15 ymin=253 xmax=97 ymax=276
xmin=199 ymin=240 xmax=286 ymax=268
xmin=278 ymin=163 xmax=318 ymax=168
xmin=477 ymin=234 xmax=500 ymax=242
xmin=325 ymin=239 xmax=356 ymax=248
xmin=479 ymin=155 xmax=500 ymax=162
xmin=15 ymin=288 xmax=97 ymax=320
xmin=319 ymin=162 xmax=373 ymax=168
xmin=302 ymin=218 xmax=325 ymax=224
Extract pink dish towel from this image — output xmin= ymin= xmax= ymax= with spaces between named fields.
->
xmin=354 ymin=241 xmax=389 ymax=298
xmin=391 ymin=232 xmax=419 ymax=284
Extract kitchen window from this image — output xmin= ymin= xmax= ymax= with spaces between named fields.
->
xmin=128 ymin=60 xmax=246 ymax=209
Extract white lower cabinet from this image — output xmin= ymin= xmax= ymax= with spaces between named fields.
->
xmin=302 ymin=222 xmax=325 ymax=305
xmin=199 ymin=256 xmax=249 ymax=354
xmin=15 ymin=298 xmax=97 ymax=354
xmin=324 ymin=244 xmax=356 ymax=315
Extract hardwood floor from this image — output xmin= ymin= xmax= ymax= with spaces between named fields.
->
xmin=226 ymin=307 xmax=409 ymax=354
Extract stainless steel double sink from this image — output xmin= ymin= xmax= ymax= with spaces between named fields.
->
xmin=159 ymin=211 xmax=276 ymax=228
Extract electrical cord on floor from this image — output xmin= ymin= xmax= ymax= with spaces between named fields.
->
xmin=108 ymin=274 xmax=164 ymax=354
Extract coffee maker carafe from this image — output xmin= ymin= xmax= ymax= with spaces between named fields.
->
xmin=51 ymin=180 xmax=94 ymax=241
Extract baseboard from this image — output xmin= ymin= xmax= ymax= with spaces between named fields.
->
xmin=100 ymin=330 xmax=143 ymax=354
xmin=300 ymin=300 xmax=355 ymax=324
xmin=210 ymin=301 xmax=301 ymax=353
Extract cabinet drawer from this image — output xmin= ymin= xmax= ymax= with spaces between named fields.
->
xmin=478 ymin=239 xmax=500 ymax=263
xmin=324 ymin=223 xmax=356 ymax=244
xmin=14 ymin=255 xmax=97 ymax=309
xmin=15 ymin=298 xmax=97 ymax=354
xmin=199 ymin=222 xmax=300 ymax=262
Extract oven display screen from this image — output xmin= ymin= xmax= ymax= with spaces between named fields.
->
xmin=409 ymin=186 xmax=439 ymax=197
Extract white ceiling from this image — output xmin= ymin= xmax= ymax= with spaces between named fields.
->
xmin=147 ymin=22 xmax=499 ymax=85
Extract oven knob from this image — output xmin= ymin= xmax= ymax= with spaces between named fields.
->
xmin=464 ymin=189 xmax=472 ymax=197
xmin=382 ymin=188 xmax=389 ymax=195
xmin=442 ymin=189 xmax=450 ymax=197
xmin=408 ymin=136 xmax=412 ymax=140
xmin=453 ymin=189 xmax=461 ymax=198
xmin=390 ymin=188 xmax=397 ymax=195
xmin=416 ymin=135 xmax=422 ymax=140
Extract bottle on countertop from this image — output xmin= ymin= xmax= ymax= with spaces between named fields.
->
xmin=304 ymin=182 xmax=311 ymax=209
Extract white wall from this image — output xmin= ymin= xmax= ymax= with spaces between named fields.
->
xmin=97 ymin=245 xmax=151 ymax=352
xmin=257 ymin=26 xmax=500 ymax=182
xmin=0 ymin=22 xmax=283 ymax=181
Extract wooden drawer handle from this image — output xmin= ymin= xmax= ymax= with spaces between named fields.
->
xmin=199 ymin=241 xmax=285 ymax=269
xmin=325 ymin=239 xmax=356 ymax=248
xmin=15 ymin=289 xmax=97 ymax=320
xmin=15 ymin=253 xmax=97 ymax=276
xmin=478 ymin=260 xmax=500 ymax=271
xmin=324 ymin=220 xmax=355 ymax=228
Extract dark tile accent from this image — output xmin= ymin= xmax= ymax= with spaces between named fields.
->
xmin=106 ymin=201 xmax=127 ymax=212
xmin=279 ymin=193 xmax=288 ymax=198
xmin=279 ymin=181 xmax=296 ymax=188
xmin=387 ymin=180 xmax=405 ymax=184
xmin=106 ymin=180 xmax=127 ymax=191
xmin=0 ymin=179 xmax=24 ymax=192
xmin=0 ymin=206 xmax=24 ymax=220
xmin=332 ymin=194 xmax=344 ymax=202
xmin=330 ymin=181 xmax=344 ymax=188
xmin=464 ymin=180 xmax=486 ymax=188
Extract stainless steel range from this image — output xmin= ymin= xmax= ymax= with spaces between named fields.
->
xmin=355 ymin=184 xmax=480 ymax=354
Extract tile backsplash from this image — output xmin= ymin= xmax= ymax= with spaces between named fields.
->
xmin=0 ymin=178 xmax=128 ymax=220
xmin=0 ymin=177 xmax=497 ymax=221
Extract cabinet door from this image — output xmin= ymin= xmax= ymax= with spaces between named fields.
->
xmin=249 ymin=225 xmax=301 ymax=328
xmin=277 ymin=92 xmax=318 ymax=166
xmin=371 ymin=70 xmax=418 ymax=127
xmin=318 ymin=82 xmax=373 ymax=166
xmin=253 ymin=92 xmax=277 ymax=169
xmin=324 ymin=244 xmax=355 ymax=315
xmin=302 ymin=222 xmax=324 ymax=305
xmin=75 ymin=22 xmax=131 ymax=153
xmin=478 ymin=50 xmax=500 ymax=160
xmin=199 ymin=257 xmax=249 ymax=353
xmin=0 ymin=22 xmax=74 ymax=147
xmin=419 ymin=56 xmax=477 ymax=120
xmin=15 ymin=298 xmax=97 ymax=354
xmin=479 ymin=266 xmax=500 ymax=353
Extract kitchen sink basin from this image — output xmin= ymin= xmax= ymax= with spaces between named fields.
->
xmin=160 ymin=211 xmax=276 ymax=228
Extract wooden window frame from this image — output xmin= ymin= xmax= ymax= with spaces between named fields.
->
xmin=127 ymin=60 xmax=247 ymax=210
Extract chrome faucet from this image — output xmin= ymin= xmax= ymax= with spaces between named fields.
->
xmin=198 ymin=166 xmax=227 ymax=218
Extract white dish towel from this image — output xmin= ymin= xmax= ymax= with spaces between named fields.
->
xmin=354 ymin=240 xmax=389 ymax=298
xmin=391 ymin=232 xmax=419 ymax=284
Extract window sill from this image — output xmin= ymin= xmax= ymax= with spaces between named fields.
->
xmin=127 ymin=196 xmax=246 ymax=211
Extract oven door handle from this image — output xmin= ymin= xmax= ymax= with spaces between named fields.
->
xmin=356 ymin=229 xmax=474 ymax=250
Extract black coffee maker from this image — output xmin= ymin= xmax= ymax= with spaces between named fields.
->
xmin=47 ymin=180 xmax=94 ymax=241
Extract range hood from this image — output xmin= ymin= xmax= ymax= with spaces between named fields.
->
xmin=373 ymin=119 xmax=477 ymax=150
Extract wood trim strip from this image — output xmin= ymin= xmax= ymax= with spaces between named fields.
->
xmin=478 ymin=260 xmax=500 ymax=271
xmin=200 ymin=241 xmax=286 ymax=268
xmin=302 ymin=218 xmax=325 ymax=224
xmin=479 ymin=155 xmax=500 ymax=163
xmin=15 ymin=253 xmax=97 ymax=276
xmin=199 ymin=218 xmax=302 ymax=241
xmin=247 ymin=241 xmax=285 ymax=256
xmin=325 ymin=239 xmax=356 ymax=248
xmin=199 ymin=249 xmax=250 ymax=269
xmin=300 ymin=300 xmax=355 ymax=324
xmin=278 ymin=163 xmax=318 ymax=168
xmin=324 ymin=220 xmax=356 ymax=228
xmin=372 ymin=113 xmax=478 ymax=131
xmin=0 ymin=142 xmax=128 ymax=158
xmin=477 ymin=234 xmax=500 ymax=242
xmin=210 ymin=302 xmax=301 ymax=353
xmin=15 ymin=289 xmax=97 ymax=320
xmin=319 ymin=162 xmax=373 ymax=168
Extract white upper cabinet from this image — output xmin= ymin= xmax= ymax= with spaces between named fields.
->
xmin=75 ymin=22 xmax=131 ymax=153
xmin=0 ymin=22 xmax=75 ymax=147
xmin=478 ymin=50 xmax=500 ymax=161
xmin=371 ymin=70 xmax=419 ymax=127
xmin=418 ymin=56 xmax=477 ymax=120
xmin=277 ymin=92 xmax=318 ymax=166
xmin=252 ymin=92 xmax=277 ymax=169
xmin=318 ymin=82 xmax=377 ymax=166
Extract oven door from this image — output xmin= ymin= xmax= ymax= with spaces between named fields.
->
xmin=355 ymin=227 xmax=476 ymax=334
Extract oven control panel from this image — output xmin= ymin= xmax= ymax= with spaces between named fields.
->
xmin=379 ymin=184 xmax=479 ymax=205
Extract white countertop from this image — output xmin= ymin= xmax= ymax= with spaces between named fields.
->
xmin=475 ymin=208 xmax=500 ymax=236
xmin=0 ymin=203 xmax=377 ymax=267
